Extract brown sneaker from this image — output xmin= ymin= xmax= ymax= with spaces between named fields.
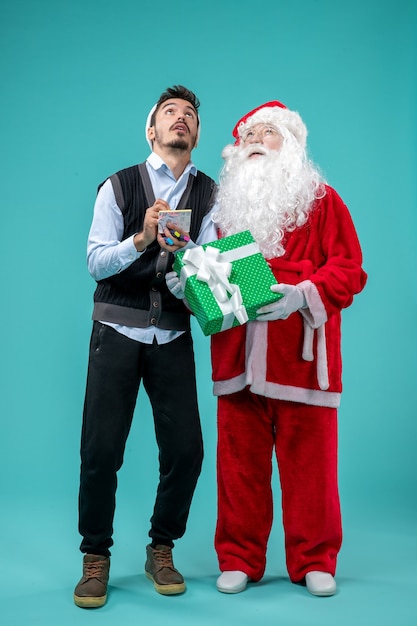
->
xmin=74 ymin=554 xmax=110 ymax=608
xmin=145 ymin=544 xmax=186 ymax=595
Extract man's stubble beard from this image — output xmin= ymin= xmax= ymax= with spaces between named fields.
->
xmin=166 ymin=138 xmax=189 ymax=151
xmin=154 ymin=128 xmax=194 ymax=153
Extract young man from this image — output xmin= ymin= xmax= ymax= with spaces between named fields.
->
xmin=74 ymin=85 xmax=217 ymax=608
xmin=168 ymin=99 xmax=367 ymax=597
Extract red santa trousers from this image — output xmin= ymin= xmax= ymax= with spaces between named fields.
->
xmin=215 ymin=388 xmax=342 ymax=583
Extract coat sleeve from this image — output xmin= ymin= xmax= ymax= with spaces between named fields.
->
xmin=301 ymin=186 xmax=367 ymax=323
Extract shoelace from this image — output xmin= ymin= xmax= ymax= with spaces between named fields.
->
xmin=84 ymin=561 xmax=107 ymax=579
xmin=153 ymin=548 xmax=174 ymax=568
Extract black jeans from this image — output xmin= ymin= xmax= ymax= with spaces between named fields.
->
xmin=78 ymin=322 xmax=203 ymax=556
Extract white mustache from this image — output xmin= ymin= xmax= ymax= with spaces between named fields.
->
xmin=239 ymin=144 xmax=270 ymax=159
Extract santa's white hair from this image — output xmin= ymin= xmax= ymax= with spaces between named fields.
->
xmin=214 ymin=105 xmax=326 ymax=258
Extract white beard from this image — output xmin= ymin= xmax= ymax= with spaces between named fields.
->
xmin=214 ymin=142 xmax=325 ymax=258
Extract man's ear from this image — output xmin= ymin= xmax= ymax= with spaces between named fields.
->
xmin=147 ymin=126 xmax=155 ymax=143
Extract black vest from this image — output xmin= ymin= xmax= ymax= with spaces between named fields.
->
xmin=92 ymin=162 xmax=216 ymax=330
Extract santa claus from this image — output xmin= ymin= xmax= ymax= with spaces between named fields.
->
xmin=209 ymin=101 xmax=367 ymax=596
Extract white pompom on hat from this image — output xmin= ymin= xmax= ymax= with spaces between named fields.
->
xmin=232 ymin=100 xmax=307 ymax=148
xmin=145 ymin=103 xmax=201 ymax=150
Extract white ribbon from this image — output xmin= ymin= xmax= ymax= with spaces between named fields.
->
xmin=180 ymin=244 xmax=260 ymax=331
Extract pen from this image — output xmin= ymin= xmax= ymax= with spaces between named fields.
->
xmin=165 ymin=229 xmax=190 ymax=244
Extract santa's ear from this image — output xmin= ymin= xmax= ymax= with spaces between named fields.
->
xmin=221 ymin=144 xmax=238 ymax=160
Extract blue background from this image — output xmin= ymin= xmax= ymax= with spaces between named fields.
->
xmin=1 ymin=0 xmax=416 ymax=624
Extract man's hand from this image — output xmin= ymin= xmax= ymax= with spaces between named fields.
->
xmin=134 ymin=199 xmax=171 ymax=252
xmin=166 ymin=271 xmax=185 ymax=299
xmin=256 ymin=284 xmax=306 ymax=321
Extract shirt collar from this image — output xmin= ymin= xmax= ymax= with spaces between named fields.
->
xmin=147 ymin=152 xmax=197 ymax=178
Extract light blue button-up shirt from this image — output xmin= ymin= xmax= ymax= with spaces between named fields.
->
xmin=87 ymin=152 xmax=217 ymax=343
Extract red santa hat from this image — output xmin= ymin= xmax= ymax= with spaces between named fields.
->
xmin=232 ymin=100 xmax=307 ymax=148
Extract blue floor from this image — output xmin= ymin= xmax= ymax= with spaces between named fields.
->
xmin=2 ymin=496 xmax=416 ymax=626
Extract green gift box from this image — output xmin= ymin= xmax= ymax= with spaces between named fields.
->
xmin=173 ymin=230 xmax=282 ymax=336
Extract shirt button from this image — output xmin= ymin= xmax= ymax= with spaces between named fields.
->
xmin=152 ymin=301 xmax=159 ymax=308
xmin=160 ymin=251 xmax=167 ymax=257
xmin=156 ymin=272 xmax=162 ymax=278
xmin=151 ymin=287 xmax=157 ymax=292
xmin=150 ymin=318 xmax=157 ymax=325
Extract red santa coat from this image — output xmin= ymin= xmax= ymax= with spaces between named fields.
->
xmin=211 ymin=185 xmax=367 ymax=408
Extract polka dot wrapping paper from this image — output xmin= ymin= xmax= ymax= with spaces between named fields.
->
xmin=173 ymin=230 xmax=282 ymax=336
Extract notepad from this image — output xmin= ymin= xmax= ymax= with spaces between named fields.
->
xmin=158 ymin=209 xmax=192 ymax=234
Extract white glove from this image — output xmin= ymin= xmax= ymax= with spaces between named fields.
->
xmin=166 ymin=271 xmax=185 ymax=299
xmin=256 ymin=283 xmax=306 ymax=321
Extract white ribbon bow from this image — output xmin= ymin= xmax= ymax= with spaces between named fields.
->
xmin=180 ymin=245 xmax=249 ymax=331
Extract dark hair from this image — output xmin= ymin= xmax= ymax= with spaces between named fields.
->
xmin=150 ymin=85 xmax=200 ymax=127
